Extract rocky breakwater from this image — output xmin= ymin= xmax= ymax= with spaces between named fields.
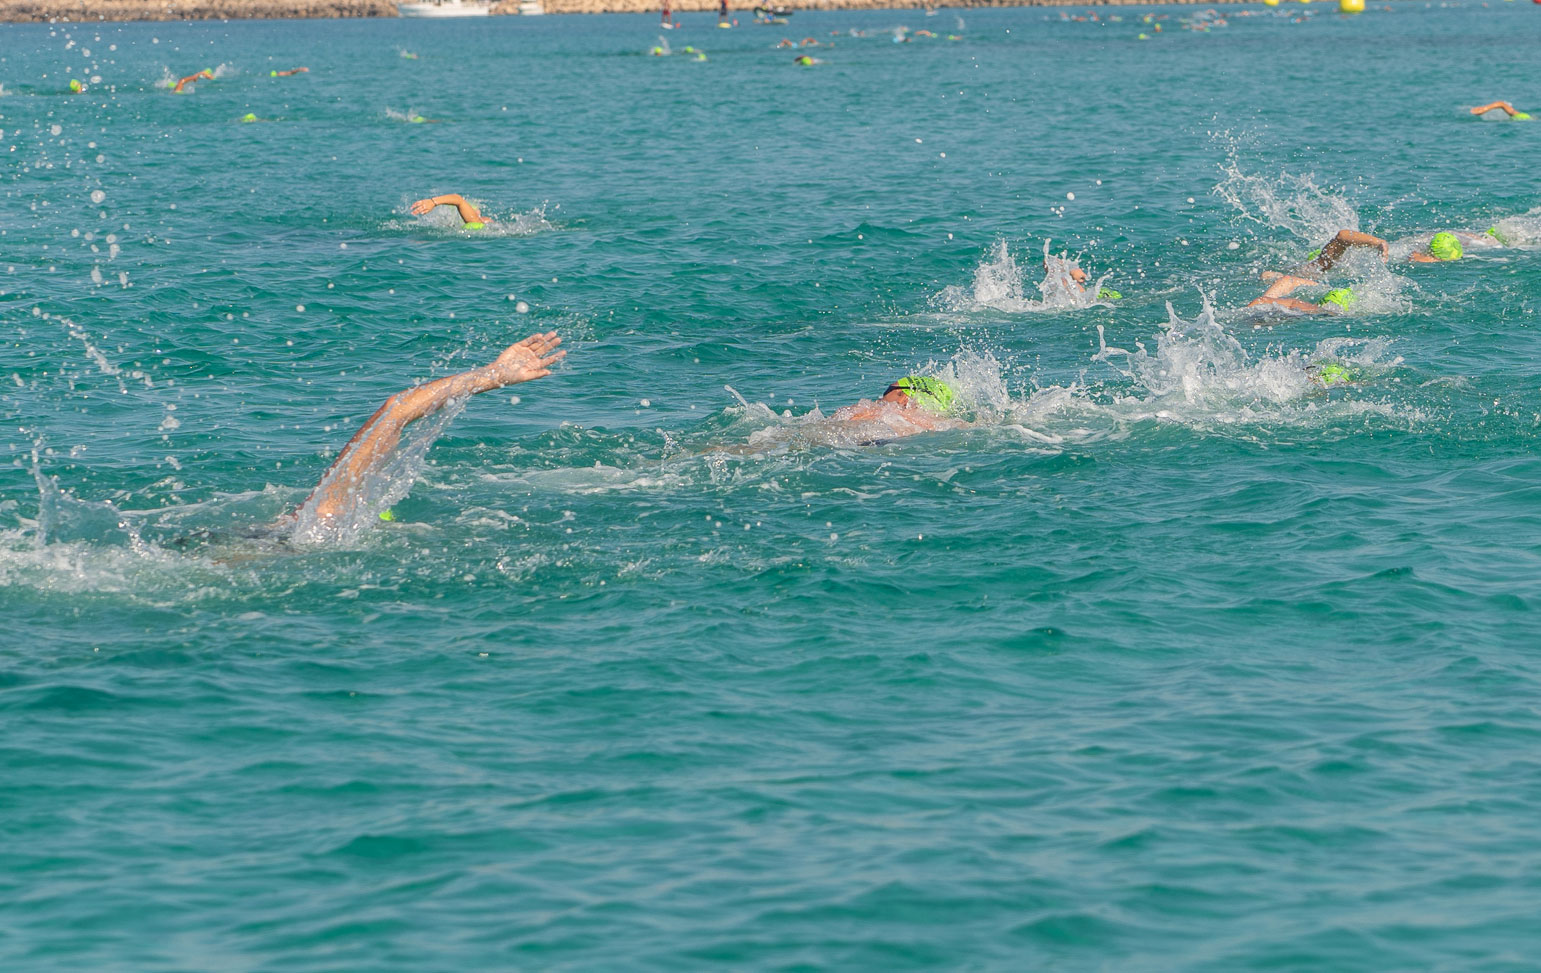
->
xmin=0 ymin=0 xmax=395 ymax=20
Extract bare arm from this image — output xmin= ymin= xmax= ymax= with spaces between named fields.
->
xmin=301 ymin=332 xmax=563 ymax=521
xmin=1311 ymin=228 xmax=1388 ymax=271
xmin=1248 ymin=273 xmax=1320 ymax=312
xmin=409 ymin=193 xmax=483 ymax=224
xmin=1471 ymin=101 xmax=1517 ymax=117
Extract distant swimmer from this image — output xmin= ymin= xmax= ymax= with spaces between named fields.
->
xmin=793 ymin=54 xmax=819 ymax=65
xmin=171 ymin=69 xmax=215 ymax=94
xmin=1470 ymin=100 xmax=1532 ymax=120
xmin=68 ymin=79 xmax=84 ymax=93
xmin=270 ymin=67 xmax=309 ymax=77
xmin=292 ymin=331 xmax=564 ymax=528
xmin=410 ymin=193 xmax=488 ymax=229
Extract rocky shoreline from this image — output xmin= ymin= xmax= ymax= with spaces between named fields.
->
xmin=2 ymin=0 xmax=1259 ymax=24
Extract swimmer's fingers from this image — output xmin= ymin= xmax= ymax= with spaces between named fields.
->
xmin=409 ymin=198 xmax=435 ymax=215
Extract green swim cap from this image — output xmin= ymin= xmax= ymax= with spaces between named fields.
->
xmin=1097 ymin=287 xmax=1122 ymax=301
xmin=464 ymin=221 xmax=486 ymax=230
xmin=1319 ymin=288 xmax=1355 ymax=310
xmin=240 ymin=112 xmax=257 ymax=122
xmin=1486 ymin=226 xmax=1511 ymax=246
xmin=1307 ymin=248 xmax=1322 ymax=260
xmin=1515 ymin=112 xmax=1532 ymax=120
xmin=69 ymin=79 xmax=83 ymax=92
xmin=1314 ymin=364 xmax=1352 ymax=387
xmin=683 ymin=45 xmax=696 ymax=53
xmin=1428 ymin=232 xmax=1463 ymax=261
xmin=889 ymin=375 xmax=955 ymax=413
xmin=270 ymin=70 xmax=278 ymax=77
xmin=409 ymin=115 xmax=427 ymax=123
xmin=379 ymin=509 xmax=395 ymax=522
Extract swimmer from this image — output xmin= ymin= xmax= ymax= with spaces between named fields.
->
xmin=172 ymin=68 xmax=215 ymax=94
xmin=409 ymin=193 xmax=487 ymax=229
xmin=1248 ymin=276 xmax=1356 ymax=314
xmin=292 ymin=331 xmax=564 ymax=526
xmin=777 ymin=38 xmax=795 ymax=47
xmin=793 ymin=54 xmax=818 ymax=65
xmin=799 ymin=37 xmax=819 ymax=46
xmin=68 ymin=79 xmax=84 ymax=93
xmin=829 ymin=376 xmax=964 ymax=439
xmin=1048 ymin=260 xmax=1121 ymax=301
xmin=270 ymin=67 xmax=309 ymax=77
xmin=1470 ymin=100 xmax=1532 ymax=120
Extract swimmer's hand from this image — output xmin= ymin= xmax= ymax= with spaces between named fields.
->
xmin=486 ymin=331 xmax=565 ymax=387
xmin=410 ymin=196 xmax=443 ymax=215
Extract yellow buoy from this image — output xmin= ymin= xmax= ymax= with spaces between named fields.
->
xmin=1339 ymin=0 xmax=1364 ymax=11
xmin=1263 ymin=0 xmax=1279 ymax=6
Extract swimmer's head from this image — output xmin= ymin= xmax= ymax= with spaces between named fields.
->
xmin=1428 ymin=232 xmax=1463 ymax=261
xmin=379 ymin=509 xmax=396 ymax=522
xmin=1313 ymin=363 xmax=1353 ymax=387
xmin=886 ymin=376 xmax=955 ymax=413
xmin=270 ymin=69 xmax=279 ymax=77
xmin=1318 ymin=288 xmax=1355 ymax=310
xmin=69 ymin=79 xmax=83 ymax=92
xmin=463 ymin=220 xmax=486 ymax=231
xmin=1097 ymin=287 xmax=1122 ymax=301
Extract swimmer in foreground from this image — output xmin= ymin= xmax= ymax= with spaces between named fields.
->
xmin=1048 ymin=259 xmax=1122 ymax=301
xmin=292 ymin=331 xmax=564 ymax=526
xmin=829 ymin=376 xmax=964 ymax=439
xmin=270 ymin=67 xmax=309 ymax=77
xmin=172 ymin=68 xmax=215 ymax=93
xmin=1470 ymin=101 xmax=1532 ymax=120
xmin=409 ymin=193 xmax=487 ymax=229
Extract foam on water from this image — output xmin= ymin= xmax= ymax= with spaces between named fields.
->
xmin=1214 ymin=156 xmax=1361 ymax=246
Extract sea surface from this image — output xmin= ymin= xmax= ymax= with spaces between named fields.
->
xmin=4 ymin=3 xmax=1541 ymax=968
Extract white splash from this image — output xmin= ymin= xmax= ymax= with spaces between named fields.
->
xmin=933 ymin=239 xmax=1111 ymax=313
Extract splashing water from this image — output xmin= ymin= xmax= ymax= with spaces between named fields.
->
xmin=933 ymin=239 xmax=1110 ymax=313
xmin=1214 ymin=157 xmax=1360 ymax=245
xmin=289 ymin=398 xmax=468 ymax=546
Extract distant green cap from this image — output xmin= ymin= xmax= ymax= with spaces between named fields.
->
xmin=1428 ymin=232 xmax=1462 ymax=261
xmin=1514 ymin=111 xmax=1532 ymax=120
xmin=240 ymin=112 xmax=257 ymax=122
xmin=379 ymin=509 xmax=395 ymax=522
xmin=889 ymin=375 xmax=955 ymax=413
xmin=1486 ymin=225 xmax=1510 ymax=246
xmin=69 ymin=79 xmax=83 ymax=92
xmin=270 ymin=69 xmax=278 ymax=77
xmin=464 ymin=221 xmax=486 ymax=231
xmin=1097 ymin=287 xmax=1122 ymax=301
xmin=1319 ymin=288 xmax=1355 ymax=310
xmin=409 ymin=115 xmax=427 ymax=123
xmin=1307 ymin=248 xmax=1321 ymax=260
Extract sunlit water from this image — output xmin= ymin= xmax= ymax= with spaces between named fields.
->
xmin=4 ymin=5 xmax=1541 ymax=968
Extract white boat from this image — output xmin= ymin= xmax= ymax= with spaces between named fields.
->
xmin=518 ymin=0 xmax=545 ymax=13
xmin=397 ymin=0 xmax=492 ymax=17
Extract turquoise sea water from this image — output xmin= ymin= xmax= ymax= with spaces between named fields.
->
xmin=5 ymin=4 xmax=1541 ymax=967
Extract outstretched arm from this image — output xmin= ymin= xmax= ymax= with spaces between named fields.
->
xmin=1248 ymin=273 xmax=1320 ymax=312
xmin=1471 ymin=101 xmax=1518 ymax=117
xmin=409 ymin=193 xmax=483 ymax=224
xmin=301 ymin=332 xmax=564 ymax=521
xmin=1311 ymin=229 xmax=1387 ymax=272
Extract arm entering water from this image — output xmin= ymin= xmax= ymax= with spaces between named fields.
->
xmin=301 ymin=331 xmax=564 ymax=521
xmin=409 ymin=193 xmax=484 ymax=225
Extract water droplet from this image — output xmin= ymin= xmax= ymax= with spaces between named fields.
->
xmin=90 ymin=189 xmax=105 ymax=204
